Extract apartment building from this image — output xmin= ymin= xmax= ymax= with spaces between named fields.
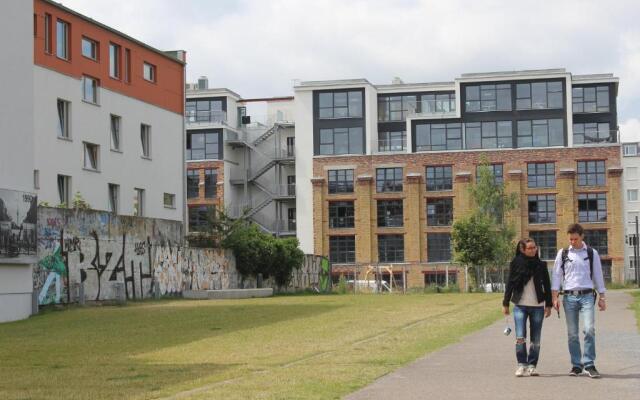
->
xmin=621 ymin=130 xmax=640 ymax=283
xmin=294 ymin=69 xmax=624 ymax=288
xmin=185 ymin=79 xmax=296 ymax=235
xmin=33 ymin=0 xmax=186 ymax=220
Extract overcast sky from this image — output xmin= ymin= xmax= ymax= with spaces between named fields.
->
xmin=60 ymin=0 xmax=639 ymax=130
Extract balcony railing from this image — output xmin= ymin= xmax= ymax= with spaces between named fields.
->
xmin=185 ymin=110 xmax=227 ymax=125
xmin=378 ymin=100 xmax=457 ymax=121
xmin=378 ymin=138 xmax=407 ymax=152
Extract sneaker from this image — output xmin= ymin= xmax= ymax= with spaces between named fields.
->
xmin=569 ymin=366 xmax=583 ymax=376
xmin=515 ymin=366 xmax=527 ymax=377
xmin=585 ymin=366 xmax=601 ymax=378
xmin=527 ymin=366 xmax=539 ymax=376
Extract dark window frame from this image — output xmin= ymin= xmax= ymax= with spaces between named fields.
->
xmin=421 ymin=92 xmax=456 ymax=113
xmin=328 ymin=169 xmax=354 ymax=194
xmin=577 ymin=160 xmax=605 ymax=186
xmin=476 ymin=164 xmax=503 ymax=185
xmin=189 ymin=206 xmax=211 ymax=232
xmin=529 ymin=230 xmax=557 ymax=260
xmin=578 ymin=193 xmax=607 ymax=222
xmin=377 ymin=200 xmax=403 ymax=227
xmin=572 ymin=86 xmax=610 ymax=113
xmin=329 ymin=235 xmax=356 ymax=264
xmin=319 ymin=90 xmax=363 ymax=119
xmin=378 ymin=95 xmax=416 ymax=121
xmin=187 ymin=170 xmax=199 ymax=199
xmin=329 ymin=201 xmax=355 ymax=229
xmin=186 ymin=130 xmax=222 ymax=161
xmin=426 ymin=166 xmax=453 ymax=191
xmin=376 ymin=167 xmax=403 ymax=193
xmin=204 ymin=169 xmax=217 ymax=198
xmin=573 ymin=122 xmax=614 ymax=145
xmin=528 ymin=194 xmax=556 ymax=224
xmin=527 ymin=162 xmax=556 ymax=188
xmin=464 ymin=84 xmax=512 ymax=112
xmin=516 ymin=81 xmax=564 ymax=110
xmin=584 ymin=230 xmax=608 ymax=255
xmin=378 ymin=130 xmax=406 ymax=152
xmin=465 ymin=121 xmax=513 ymax=149
xmin=378 ymin=234 xmax=405 ymax=263
xmin=319 ymin=127 xmax=364 ymax=155
xmin=415 ymin=123 xmax=462 ymax=152
xmin=427 ymin=198 xmax=453 ymax=226
xmin=516 ymin=119 xmax=564 ymax=148
xmin=427 ymin=233 xmax=452 ymax=262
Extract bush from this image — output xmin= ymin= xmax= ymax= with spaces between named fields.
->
xmin=336 ymin=275 xmax=348 ymax=294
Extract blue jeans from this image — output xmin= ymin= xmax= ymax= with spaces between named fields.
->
xmin=563 ymin=293 xmax=596 ymax=369
xmin=513 ymin=305 xmax=545 ymax=366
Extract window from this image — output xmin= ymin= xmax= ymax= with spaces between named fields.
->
xmin=185 ymin=99 xmax=225 ymax=122
xmin=415 ymin=123 xmax=462 ymax=151
xmin=378 ymin=131 xmax=406 ymax=152
xmin=109 ymin=43 xmax=120 ymax=79
xmin=624 ymin=143 xmax=638 ymax=156
xmin=584 ymin=230 xmax=608 ymax=255
xmin=465 ymin=121 xmax=512 ymax=149
xmin=164 ymin=193 xmax=176 ymax=209
xmin=329 ymin=236 xmax=355 ymax=263
xmin=427 ymin=233 xmax=452 ymax=262
xmin=626 ymin=234 xmax=638 ymax=247
xmin=287 ymin=175 xmax=296 ymax=196
xmin=378 ymin=235 xmax=404 ymax=263
xmin=427 ymin=198 xmax=453 ymax=226
xmin=110 ymin=114 xmax=121 ymax=151
xmin=573 ymin=123 xmax=613 ymax=144
xmin=577 ymin=161 xmax=605 ymax=186
xmin=424 ymin=270 xmax=457 ymax=286
xmin=189 ymin=206 xmax=210 ymax=232
xmin=205 ymin=169 xmax=217 ymax=198
xmin=529 ymin=231 xmax=557 ymax=260
xmin=328 ymin=169 xmax=354 ymax=194
xmin=578 ymin=193 xmax=607 ymax=222
xmin=56 ymin=99 xmax=70 ymax=138
xmin=378 ymin=95 xmax=416 ymax=121
xmin=288 ymin=208 xmax=296 ymax=231
xmin=465 ymin=84 xmax=511 ymax=112
xmin=627 ymin=167 xmax=638 ymax=180
xmin=140 ymin=124 xmax=151 ymax=158
xmin=376 ymin=167 xmax=403 ymax=192
xmin=57 ymin=175 xmax=70 ymax=206
xmin=426 ymin=166 xmax=452 ymax=191
xmin=517 ymin=119 xmax=564 ymax=148
xmin=286 ymin=137 xmax=295 ymax=157
xmin=34 ymin=170 xmax=39 ymax=190
xmin=82 ymin=76 xmax=98 ymax=104
xmin=527 ymin=162 xmax=555 ymax=188
xmin=124 ymin=49 xmax=131 ymax=83
xmin=186 ymin=131 xmax=220 ymax=160
xmin=572 ymin=86 xmax=609 ymax=113
xmin=319 ymin=91 xmax=362 ymax=119
xmin=187 ymin=170 xmax=199 ymax=199
xmin=108 ymin=184 xmax=119 ymax=213
xmin=516 ymin=81 xmax=563 ymax=110
xmin=377 ymin=200 xmax=403 ymax=227
xmin=81 ymin=37 xmax=97 ymax=60
xmin=83 ymin=142 xmax=99 ymax=171
xmin=528 ymin=195 xmax=556 ymax=223
xmin=56 ymin=19 xmax=69 ymax=59
xmin=134 ymin=188 xmax=145 ymax=217
xmin=421 ymin=93 xmax=456 ymax=113
xmin=476 ymin=164 xmax=503 ymax=185
xmin=319 ymin=127 xmax=363 ymax=155
xmin=628 ymin=190 xmax=638 ymax=202
xmin=601 ymin=260 xmax=612 ymax=283
xmin=143 ymin=62 xmax=156 ymax=82
xmin=44 ymin=13 xmax=52 ymax=54
xmin=329 ymin=201 xmax=355 ymax=228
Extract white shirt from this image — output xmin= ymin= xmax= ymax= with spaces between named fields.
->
xmin=551 ymin=242 xmax=606 ymax=293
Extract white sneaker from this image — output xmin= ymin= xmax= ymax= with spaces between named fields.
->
xmin=515 ymin=366 xmax=526 ymax=377
xmin=527 ymin=366 xmax=539 ymax=376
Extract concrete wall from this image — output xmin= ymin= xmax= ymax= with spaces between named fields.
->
xmin=294 ymin=90 xmax=314 ymax=254
xmin=0 ymin=0 xmax=35 ymax=323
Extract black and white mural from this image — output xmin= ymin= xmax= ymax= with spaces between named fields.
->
xmin=0 ymin=188 xmax=37 ymax=263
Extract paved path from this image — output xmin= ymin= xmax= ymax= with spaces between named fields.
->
xmin=346 ymin=291 xmax=640 ymax=400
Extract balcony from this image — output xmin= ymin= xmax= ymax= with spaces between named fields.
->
xmin=378 ymin=100 xmax=457 ymax=122
xmin=185 ymin=110 xmax=227 ymax=126
xmin=378 ymin=137 xmax=406 ymax=153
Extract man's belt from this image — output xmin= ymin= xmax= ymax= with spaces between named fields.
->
xmin=562 ymin=289 xmax=594 ymax=295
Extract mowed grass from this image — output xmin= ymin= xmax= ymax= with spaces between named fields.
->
xmin=0 ymin=293 xmax=501 ymax=400
xmin=632 ymin=290 xmax=640 ymax=331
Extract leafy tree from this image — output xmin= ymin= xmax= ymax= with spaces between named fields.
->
xmin=267 ymin=237 xmax=304 ymax=289
xmin=452 ymin=213 xmax=495 ymax=288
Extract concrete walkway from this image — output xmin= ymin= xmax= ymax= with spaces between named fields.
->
xmin=346 ymin=291 xmax=640 ymax=400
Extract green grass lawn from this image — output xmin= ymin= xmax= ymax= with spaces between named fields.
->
xmin=631 ymin=290 xmax=640 ymax=332
xmin=0 ymin=293 xmax=501 ymax=400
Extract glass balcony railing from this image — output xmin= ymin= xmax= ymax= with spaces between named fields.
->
xmin=185 ymin=110 xmax=227 ymax=125
xmin=378 ymin=138 xmax=407 ymax=152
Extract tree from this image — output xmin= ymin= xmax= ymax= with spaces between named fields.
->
xmin=267 ymin=237 xmax=305 ymax=289
xmin=452 ymin=213 xmax=495 ymax=288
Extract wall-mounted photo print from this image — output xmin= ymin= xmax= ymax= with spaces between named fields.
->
xmin=0 ymin=188 xmax=37 ymax=264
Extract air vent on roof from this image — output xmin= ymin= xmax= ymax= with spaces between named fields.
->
xmin=198 ymin=76 xmax=209 ymax=90
xmin=392 ymin=77 xmax=404 ymax=85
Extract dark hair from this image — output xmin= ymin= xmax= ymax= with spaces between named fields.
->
xmin=567 ymin=223 xmax=584 ymax=236
xmin=515 ymin=238 xmax=535 ymax=256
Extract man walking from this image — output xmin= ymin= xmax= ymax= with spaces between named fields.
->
xmin=551 ymin=223 xmax=607 ymax=378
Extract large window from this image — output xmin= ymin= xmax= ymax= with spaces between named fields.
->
xmin=109 ymin=43 xmax=121 ymax=79
xmin=476 ymin=164 xmax=503 ymax=185
xmin=378 ymin=235 xmax=404 ymax=263
xmin=378 ymin=131 xmax=406 ymax=152
xmin=329 ymin=201 xmax=355 ymax=228
xmin=185 ymin=99 xmax=225 ymax=122
xmin=56 ymin=19 xmax=69 ymax=60
xmin=465 ymin=84 xmax=511 ymax=112
xmin=577 ymin=161 xmax=605 ymax=186
xmin=205 ymin=169 xmax=217 ymax=198
xmin=528 ymin=195 xmax=556 ymax=224
xmin=319 ymin=127 xmax=363 ymax=155
xmin=328 ymin=169 xmax=354 ymax=194
xmin=376 ymin=168 xmax=403 ymax=192
xmin=578 ymin=193 xmax=607 ymax=222
xmin=572 ymin=86 xmax=609 ymax=113
xmin=427 ymin=233 xmax=452 ymax=262
xmin=187 ymin=170 xmax=199 ymax=198
xmin=82 ymin=76 xmax=98 ymax=104
xmin=415 ymin=123 xmax=462 ymax=151
xmin=424 ymin=270 xmax=457 ymax=286
xmin=517 ymin=119 xmax=564 ymax=148
xmin=81 ymin=37 xmax=97 ymax=60
xmin=57 ymin=99 xmax=70 ymax=138
xmin=529 ymin=231 xmax=557 ymax=260
xmin=584 ymin=230 xmax=608 ymax=255
xmin=329 ymin=236 xmax=355 ymax=264
xmin=186 ymin=131 xmax=220 ymax=160
xmin=421 ymin=93 xmax=456 ymax=113
xmin=573 ymin=123 xmax=613 ymax=144
xmin=426 ymin=166 xmax=452 ymax=191
xmin=527 ymin=162 xmax=555 ymax=188
xmin=516 ymin=81 xmax=563 ymax=110
xmin=189 ymin=206 xmax=210 ymax=232
xmin=427 ymin=198 xmax=453 ymax=226
xmin=465 ymin=121 xmax=512 ymax=149
xmin=377 ymin=200 xmax=403 ymax=227
xmin=378 ymin=95 xmax=416 ymax=121
xmin=319 ymin=91 xmax=362 ymax=119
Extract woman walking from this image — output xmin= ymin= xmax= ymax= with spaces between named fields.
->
xmin=503 ymin=238 xmax=552 ymax=377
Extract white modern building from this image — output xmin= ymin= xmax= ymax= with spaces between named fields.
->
xmin=621 ymin=129 xmax=640 ymax=283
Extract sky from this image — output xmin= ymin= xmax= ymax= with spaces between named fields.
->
xmin=60 ymin=0 xmax=640 ymax=132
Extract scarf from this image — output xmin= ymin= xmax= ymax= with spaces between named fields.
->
xmin=508 ymin=254 xmax=538 ymax=292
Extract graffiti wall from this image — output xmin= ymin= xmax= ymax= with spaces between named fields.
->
xmin=269 ymin=255 xmax=331 ymax=293
xmin=34 ymin=207 xmax=238 ymax=305
xmin=0 ymin=188 xmax=37 ymax=264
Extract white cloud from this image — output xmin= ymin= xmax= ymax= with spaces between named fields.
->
xmin=59 ymin=0 xmax=640 ymax=122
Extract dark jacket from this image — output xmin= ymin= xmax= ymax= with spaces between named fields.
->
xmin=502 ymin=255 xmax=552 ymax=307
